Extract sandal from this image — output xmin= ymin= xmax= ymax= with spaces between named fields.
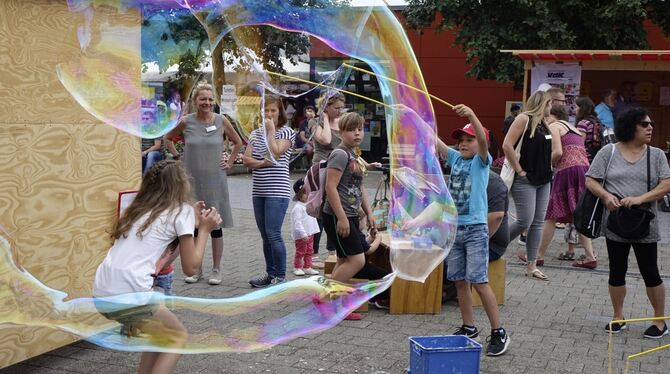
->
xmin=518 ymin=254 xmax=544 ymax=266
xmin=572 ymin=259 xmax=597 ymax=269
xmin=525 ymin=269 xmax=549 ymax=281
xmin=557 ymin=252 xmax=575 ymax=261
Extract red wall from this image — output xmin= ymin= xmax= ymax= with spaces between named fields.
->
xmin=309 ymin=15 xmax=670 ymax=145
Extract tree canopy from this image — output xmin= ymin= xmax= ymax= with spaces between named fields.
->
xmin=403 ymin=0 xmax=670 ymax=86
xmin=141 ymin=8 xmax=310 ymax=90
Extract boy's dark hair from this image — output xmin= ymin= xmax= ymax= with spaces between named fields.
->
xmin=614 ymin=107 xmax=649 ymax=142
xmin=304 ymin=105 xmax=315 ymax=114
xmin=550 ymin=105 xmax=568 ymax=121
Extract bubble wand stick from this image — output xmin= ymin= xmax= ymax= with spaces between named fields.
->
xmin=342 ymin=63 xmax=455 ymax=109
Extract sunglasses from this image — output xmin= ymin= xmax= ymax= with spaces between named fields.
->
xmin=638 ymin=121 xmax=655 ymax=128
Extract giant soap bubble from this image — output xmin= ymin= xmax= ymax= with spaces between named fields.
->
xmin=2 ymin=0 xmax=459 ymax=354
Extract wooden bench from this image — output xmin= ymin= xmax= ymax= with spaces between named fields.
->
xmin=323 ymin=255 xmax=368 ymax=312
xmin=369 ymin=232 xmax=444 ymax=314
xmin=471 ymin=258 xmax=506 ymax=306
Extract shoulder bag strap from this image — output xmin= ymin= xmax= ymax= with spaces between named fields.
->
xmin=514 ymin=116 xmax=530 ymax=156
xmin=647 ymin=146 xmax=651 ymax=192
xmin=601 ymin=144 xmax=616 ymax=187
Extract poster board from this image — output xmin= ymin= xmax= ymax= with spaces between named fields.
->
xmin=530 ymin=62 xmax=582 ymax=122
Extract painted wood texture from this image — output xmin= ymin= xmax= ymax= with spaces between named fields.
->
xmin=0 ymin=0 xmax=142 ymax=367
xmin=0 ymin=0 xmax=140 ymax=124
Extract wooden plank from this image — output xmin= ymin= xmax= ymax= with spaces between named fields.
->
xmin=0 ymin=0 xmax=142 ymax=367
xmin=0 ymin=123 xmax=140 ymax=368
xmin=0 ymin=0 xmax=140 ymax=124
xmin=370 ymin=233 xmax=443 ymax=314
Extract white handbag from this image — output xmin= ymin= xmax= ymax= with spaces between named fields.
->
xmin=500 ymin=116 xmax=530 ymax=190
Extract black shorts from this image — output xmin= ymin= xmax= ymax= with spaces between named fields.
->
xmin=322 ymin=213 xmax=365 ymax=258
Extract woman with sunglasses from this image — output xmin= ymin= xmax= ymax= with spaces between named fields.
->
xmin=585 ymin=107 xmax=670 ymax=338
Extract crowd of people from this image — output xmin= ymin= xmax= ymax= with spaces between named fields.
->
xmin=94 ymin=81 xmax=670 ymax=372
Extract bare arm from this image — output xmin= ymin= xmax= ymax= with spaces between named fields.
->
xmin=222 ymin=116 xmax=243 ymax=169
xmin=487 ymin=211 xmax=504 ymax=239
xmin=586 ymin=176 xmax=621 ymax=211
xmin=325 ymin=168 xmax=346 ymax=221
xmin=436 ymin=138 xmax=450 ymax=159
xmin=242 ymin=142 xmax=272 ymax=170
xmin=264 ymin=119 xmax=293 ymax=159
xmin=142 ymin=139 xmax=162 ymax=156
xmin=299 ymin=130 xmax=309 ymax=144
xmin=454 ymin=104 xmax=489 ymax=162
xmin=365 ymin=232 xmax=382 ymax=255
xmin=179 ymin=208 xmax=221 ymax=276
xmin=502 ymin=113 xmax=528 ymax=176
xmin=548 ymin=123 xmax=563 ymax=165
xmin=165 ymin=119 xmax=185 ymax=141
xmin=621 ymin=178 xmax=670 ymax=208
xmin=164 ymin=138 xmax=180 ymax=158
xmin=312 ymin=116 xmax=332 ymax=145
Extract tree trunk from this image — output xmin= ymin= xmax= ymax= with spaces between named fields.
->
xmin=212 ymin=38 xmax=226 ymax=101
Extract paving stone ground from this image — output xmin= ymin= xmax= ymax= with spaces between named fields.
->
xmin=4 ymin=172 xmax=670 ymax=374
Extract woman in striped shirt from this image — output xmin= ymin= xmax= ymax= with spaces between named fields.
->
xmin=243 ymin=95 xmax=296 ymax=288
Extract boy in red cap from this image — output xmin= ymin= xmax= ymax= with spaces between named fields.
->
xmin=439 ymin=104 xmax=510 ymax=356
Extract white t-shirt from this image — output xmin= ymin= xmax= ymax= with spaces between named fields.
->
xmin=93 ymin=203 xmax=195 ymax=297
xmin=290 ymin=201 xmax=320 ymax=240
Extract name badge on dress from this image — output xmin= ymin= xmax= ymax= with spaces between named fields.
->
xmin=545 ymin=134 xmax=552 ymax=140
xmin=205 ymin=125 xmax=217 ymax=133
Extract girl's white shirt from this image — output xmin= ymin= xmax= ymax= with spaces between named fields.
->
xmin=93 ymin=203 xmax=195 ymax=297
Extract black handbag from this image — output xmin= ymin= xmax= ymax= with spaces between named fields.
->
xmin=573 ymin=145 xmax=615 ymax=238
xmin=606 ymin=147 xmax=655 ymax=240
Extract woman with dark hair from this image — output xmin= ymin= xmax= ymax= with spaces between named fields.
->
xmin=575 ymin=97 xmax=602 ymax=163
xmin=243 ymin=95 xmax=296 ymax=287
xmin=585 ymin=107 xmax=670 ymax=337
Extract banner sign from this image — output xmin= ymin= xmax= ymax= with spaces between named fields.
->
xmin=530 ymin=63 xmax=581 ymax=122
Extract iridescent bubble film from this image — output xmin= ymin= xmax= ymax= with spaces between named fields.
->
xmin=0 ymin=230 xmax=393 ymax=353
xmin=4 ymin=0 xmax=461 ymax=353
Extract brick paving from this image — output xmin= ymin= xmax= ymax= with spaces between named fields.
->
xmin=3 ymin=172 xmax=670 ymax=374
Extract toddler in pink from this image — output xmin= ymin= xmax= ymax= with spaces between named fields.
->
xmin=291 ymin=179 xmax=321 ymax=276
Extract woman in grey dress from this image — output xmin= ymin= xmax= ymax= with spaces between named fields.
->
xmin=166 ymin=82 xmax=242 ymax=285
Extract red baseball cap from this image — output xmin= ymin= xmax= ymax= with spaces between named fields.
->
xmin=451 ymin=123 xmax=490 ymax=142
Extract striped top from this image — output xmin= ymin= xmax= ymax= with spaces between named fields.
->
xmin=249 ymin=126 xmax=295 ymax=198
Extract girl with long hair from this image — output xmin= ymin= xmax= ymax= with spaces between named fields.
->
xmin=93 ymin=160 xmax=221 ymax=373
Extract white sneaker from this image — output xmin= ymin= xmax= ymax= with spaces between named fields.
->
xmin=303 ymin=268 xmax=319 ymax=275
xmin=293 ymin=268 xmax=305 ymax=276
xmin=208 ymin=269 xmax=222 ymax=285
xmin=184 ymin=271 xmax=202 ymax=284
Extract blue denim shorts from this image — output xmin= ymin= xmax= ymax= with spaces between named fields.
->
xmin=446 ymin=224 xmax=489 ymax=284
xmin=154 ymin=271 xmax=174 ymax=296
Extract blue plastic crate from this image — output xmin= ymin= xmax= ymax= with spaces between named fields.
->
xmin=408 ymin=335 xmax=482 ymax=374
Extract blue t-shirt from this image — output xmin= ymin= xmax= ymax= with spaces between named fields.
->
xmin=446 ymin=147 xmax=491 ymax=225
xmin=595 ymin=102 xmax=614 ymax=129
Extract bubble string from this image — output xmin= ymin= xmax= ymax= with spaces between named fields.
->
xmin=0 ymin=230 xmax=394 ymax=353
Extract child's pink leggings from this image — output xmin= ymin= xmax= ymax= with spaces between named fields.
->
xmin=294 ymin=236 xmax=314 ymax=269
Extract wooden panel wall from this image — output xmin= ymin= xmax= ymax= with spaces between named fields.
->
xmin=0 ymin=0 xmax=141 ymax=367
